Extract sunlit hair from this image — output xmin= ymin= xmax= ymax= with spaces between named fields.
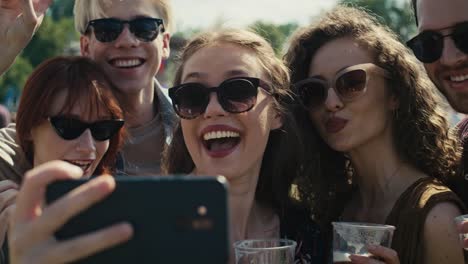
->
xmin=284 ymin=5 xmax=461 ymax=226
xmin=162 ymin=28 xmax=305 ymax=212
xmin=74 ymin=0 xmax=174 ymax=34
xmin=16 ymin=56 xmax=125 ymax=177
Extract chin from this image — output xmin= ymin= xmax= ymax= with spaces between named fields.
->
xmin=447 ymin=97 xmax=468 ymax=114
xmin=197 ymin=165 xmax=234 ymax=180
xmin=327 ymin=140 xmax=352 ymax=153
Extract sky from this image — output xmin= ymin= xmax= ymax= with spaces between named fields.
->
xmin=172 ymin=0 xmax=340 ymax=32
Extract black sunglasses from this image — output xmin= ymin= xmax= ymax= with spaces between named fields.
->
xmin=168 ymin=77 xmax=272 ymax=119
xmin=86 ymin=17 xmax=165 ymax=43
xmin=295 ymin=63 xmax=390 ymax=108
xmin=407 ymin=21 xmax=468 ymax=63
xmin=49 ymin=116 xmax=124 ymax=141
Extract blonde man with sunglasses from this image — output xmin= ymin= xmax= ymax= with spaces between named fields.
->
xmin=1 ymin=0 xmax=176 ymax=179
xmin=74 ymin=0 xmax=176 ymax=176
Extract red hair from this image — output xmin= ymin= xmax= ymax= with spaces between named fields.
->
xmin=16 ymin=56 xmax=125 ymax=176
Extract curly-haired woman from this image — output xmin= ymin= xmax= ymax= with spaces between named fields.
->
xmin=285 ymin=5 xmax=466 ymax=264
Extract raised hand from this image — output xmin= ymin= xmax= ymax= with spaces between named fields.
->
xmin=8 ymin=161 xmax=133 ymax=264
xmin=0 ymin=0 xmax=53 ymax=74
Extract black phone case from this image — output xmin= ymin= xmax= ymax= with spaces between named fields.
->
xmin=45 ymin=176 xmax=229 ymax=264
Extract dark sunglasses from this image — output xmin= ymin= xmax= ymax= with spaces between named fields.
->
xmin=86 ymin=17 xmax=165 ymax=43
xmin=295 ymin=63 xmax=390 ymax=108
xmin=49 ymin=116 xmax=124 ymax=141
xmin=407 ymin=21 xmax=468 ymax=63
xmin=168 ymin=77 xmax=272 ymax=119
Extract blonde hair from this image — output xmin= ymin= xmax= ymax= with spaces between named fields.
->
xmin=74 ymin=0 xmax=174 ymax=34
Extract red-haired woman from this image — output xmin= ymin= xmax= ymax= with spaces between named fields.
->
xmin=0 ymin=56 xmax=126 ymax=262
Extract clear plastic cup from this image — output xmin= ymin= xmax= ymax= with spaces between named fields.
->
xmin=234 ymin=239 xmax=297 ymax=264
xmin=454 ymin=214 xmax=468 ymax=250
xmin=332 ymin=222 xmax=395 ymax=263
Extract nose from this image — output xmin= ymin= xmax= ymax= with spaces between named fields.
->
xmin=113 ymin=24 xmax=139 ymax=48
xmin=324 ymin=88 xmax=344 ymax=112
xmin=439 ymin=37 xmax=466 ymax=67
xmin=203 ymin=93 xmax=227 ymax=119
xmin=75 ymin=129 xmax=96 ymax=153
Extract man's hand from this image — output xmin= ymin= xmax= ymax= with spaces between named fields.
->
xmin=9 ymin=161 xmax=133 ymax=264
xmin=0 ymin=0 xmax=53 ymax=74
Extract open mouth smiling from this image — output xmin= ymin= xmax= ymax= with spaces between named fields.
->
xmin=63 ymin=159 xmax=93 ymax=174
xmin=202 ymin=130 xmax=241 ymax=152
xmin=109 ymin=58 xmax=145 ymax=69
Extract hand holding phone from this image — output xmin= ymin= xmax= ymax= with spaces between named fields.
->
xmin=8 ymin=161 xmax=132 ymax=264
xmin=45 ymin=175 xmax=229 ymax=264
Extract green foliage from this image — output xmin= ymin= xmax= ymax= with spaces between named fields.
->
xmin=0 ymin=11 xmax=79 ymax=102
xmin=340 ymin=0 xmax=417 ymax=41
xmin=50 ymin=0 xmax=75 ymax=20
xmin=250 ymin=21 xmax=298 ymax=55
xmin=23 ymin=16 xmax=79 ymax=67
xmin=0 ymin=56 xmax=33 ymax=100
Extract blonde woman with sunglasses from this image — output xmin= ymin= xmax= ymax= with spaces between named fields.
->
xmin=285 ymin=6 xmax=465 ymax=264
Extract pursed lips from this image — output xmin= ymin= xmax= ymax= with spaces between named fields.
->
xmin=324 ymin=116 xmax=348 ymax=134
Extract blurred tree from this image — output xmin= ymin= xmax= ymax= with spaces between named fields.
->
xmin=0 ymin=56 xmax=33 ymax=101
xmin=340 ymin=0 xmax=416 ymax=41
xmin=23 ymin=16 xmax=78 ymax=67
xmin=250 ymin=21 xmax=298 ymax=55
xmin=0 ymin=4 xmax=79 ymax=102
xmin=278 ymin=23 xmax=300 ymax=40
xmin=50 ymin=0 xmax=75 ymax=20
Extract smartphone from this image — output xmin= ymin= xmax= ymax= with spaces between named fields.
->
xmin=46 ymin=175 xmax=229 ymax=264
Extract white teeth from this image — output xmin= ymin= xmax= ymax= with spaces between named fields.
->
xmin=450 ymin=74 xmax=468 ymax=82
xmin=113 ymin=59 xmax=142 ymax=68
xmin=203 ymin=131 xmax=240 ymax=141
xmin=65 ymin=160 xmax=93 ymax=172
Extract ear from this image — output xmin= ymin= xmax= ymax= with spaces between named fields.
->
xmin=270 ymin=110 xmax=283 ymax=130
xmin=161 ymin=32 xmax=171 ymax=60
xmin=80 ymin=35 xmax=91 ymax=57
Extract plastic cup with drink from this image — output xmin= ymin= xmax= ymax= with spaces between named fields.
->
xmin=332 ymin=222 xmax=395 ymax=263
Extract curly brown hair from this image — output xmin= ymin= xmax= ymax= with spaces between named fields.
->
xmin=284 ymin=5 xmax=461 ymax=226
xmin=162 ymin=28 xmax=306 ymax=213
